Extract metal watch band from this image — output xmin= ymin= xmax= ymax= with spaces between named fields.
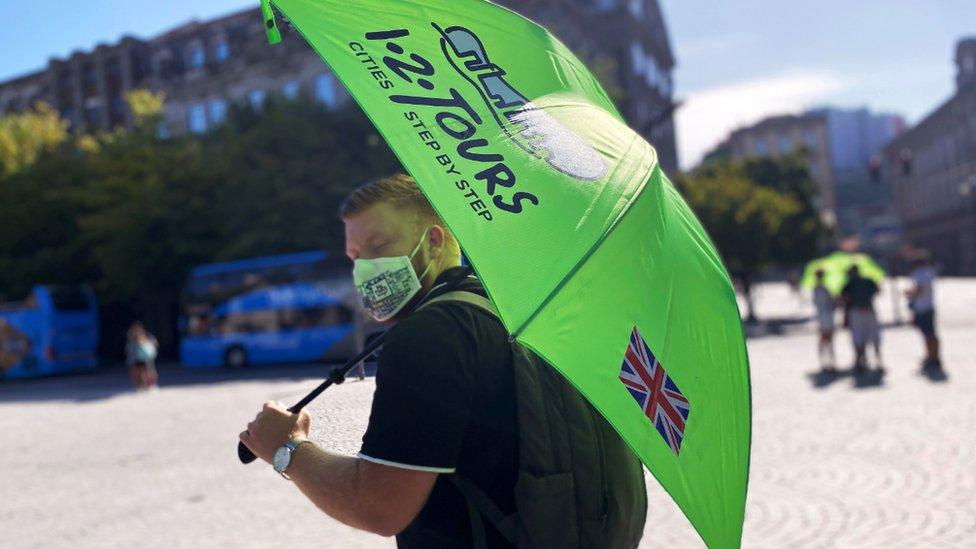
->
xmin=285 ymin=437 xmax=312 ymax=453
xmin=277 ymin=437 xmax=313 ymax=479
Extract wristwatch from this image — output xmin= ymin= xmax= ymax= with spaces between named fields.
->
xmin=272 ymin=437 xmax=312 ymax=479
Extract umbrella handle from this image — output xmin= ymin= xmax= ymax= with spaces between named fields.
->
xmin=237 ymin=265 xmax=475 ymax=465
xmin=236 ymin=359 xmax=369 ymax=465
xmin=238 ymin=441 xmax=258 ymax=464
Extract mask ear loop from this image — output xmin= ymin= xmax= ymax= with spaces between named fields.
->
xmin=408 ymin=227 xmax=431 ymax=259
xmin=410 ymin=227 xmax=435 ymax=281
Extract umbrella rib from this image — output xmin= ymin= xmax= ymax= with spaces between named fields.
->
xmin=509 ymin=158 xmax=653 ymax=341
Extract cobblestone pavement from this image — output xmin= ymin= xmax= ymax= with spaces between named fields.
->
xmin=1 ymin=280 xmax=974 ymax=548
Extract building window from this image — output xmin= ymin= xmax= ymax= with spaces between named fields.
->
xmin=61 ymin=106 xmax=77 ymax=127
xmin=84 ymin=106 xmax=103 ymax=127
xmin=209 ymin=98 xmax=228 ymax=125
xmin=82 ymin=63 xmax=98 ymax=97
xmin=630 ymin=42 xmax=643 ymax=75
xmin=315 ymin=74 xmax=337 ymax=107
xmin=754 ymin=137 xmax=768 ymax=156
xmin=214 ymin=39 xmax=230 ymax=63
xmin=189 ymin=45 xmax=206 ymax=68
xmin=804 ymin=130 xmax=817 ymax=150
xmin=249 ymin=89 xmax=267 ymax=110
xmin=643 ymin=53 xmax=659 ymax=89
xmin=660 ymin=74 xmax=672 ymax=98
xmin=282 ymin=80 xmax=300 ymax=100
xmin=779 ymin=135 xmax=792 ymax=154
xmin=188 ymin=103 xmax=207 ymax=133
xmin=628 ymin=0 xmax=644 ymax=19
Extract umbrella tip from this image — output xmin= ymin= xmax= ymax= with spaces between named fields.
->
xmin=260 ymin=0 xmax=283 ymax=45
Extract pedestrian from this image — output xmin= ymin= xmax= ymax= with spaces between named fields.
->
xmin=0 ymin=317 xmax=32 ymax=377
xmin=126 ymin=322 xmax=159 ymax=391
xmin=906 ymin=253 xmax=942 ymax=371
xmin=812 ymin=269 xmax=837 ymax=372
xmin=840 ymin=265 xmax=882 ymax=372
xmin=787 ymin=269 xmax=804 ymax=308
xmin=240 ymin=174 xmax=647 ymax=548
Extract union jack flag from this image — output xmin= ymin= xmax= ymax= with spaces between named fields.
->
xmin=619 ymin=327 xmax=691 ymax=455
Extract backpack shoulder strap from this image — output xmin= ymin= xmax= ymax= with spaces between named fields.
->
xmin=416 ymin=291 xmax=520 ymax=547
xmin=418 ymin=290 xmax=499 ymax=318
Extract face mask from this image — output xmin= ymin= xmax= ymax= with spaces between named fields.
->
xmin=353 ymin=229 xmax=433 ymax=321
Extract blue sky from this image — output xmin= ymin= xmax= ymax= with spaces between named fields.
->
xmin=2 ymin=0 xmax=974 ymax=168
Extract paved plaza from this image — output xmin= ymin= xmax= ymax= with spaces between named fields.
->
xmin=1 ymin=280 xmax=974 ymax=548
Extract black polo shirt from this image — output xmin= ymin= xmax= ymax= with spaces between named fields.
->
xmin=842 ymin=277 xmax=879 ymax=310
xmin=358 ymin=267 xmax=518 ymax=548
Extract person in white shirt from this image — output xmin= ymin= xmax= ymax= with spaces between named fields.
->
xmin=812 ymin=269 xmax=837 ymax=372
xmin=906 ymin=254 xmax=941 ymax=370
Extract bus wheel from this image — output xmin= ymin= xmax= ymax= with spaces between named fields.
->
xmin=224 ymin=346 xmax=248 ymax=369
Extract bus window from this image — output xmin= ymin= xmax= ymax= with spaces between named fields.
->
xmin=219 ymin=310 xmax=279 ymax=335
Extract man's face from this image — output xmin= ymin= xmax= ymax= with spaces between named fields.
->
xmin=343 ymin=201 xmax=425 ymax=262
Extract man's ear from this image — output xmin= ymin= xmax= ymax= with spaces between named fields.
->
xmin=427 ymin=225 xmax=446 ymax=258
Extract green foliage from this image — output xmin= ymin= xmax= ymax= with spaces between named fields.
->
xmin=0 ymin=102 xmax=69 ymax=175
xmin=126 ymin=89 xmax=166 ymax=125
xmin=0 ymin=92 xmax=400 ymax=352
xmin=206 ymin=96 xmax=399 ymax=260
xmin=677 ymin=155 xmax=829 ymax=279
xmin=740 ymin=155 xmax=826 ymax=267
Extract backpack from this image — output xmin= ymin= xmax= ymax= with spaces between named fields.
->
xmin=419 ymin=291 xmax=647 ymax=549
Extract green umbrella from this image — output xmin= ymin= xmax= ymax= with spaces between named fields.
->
xmin=801 ymin=251 xmax=886 ymax=296
xmin=260 ymin=1 xmax=751 ymax=545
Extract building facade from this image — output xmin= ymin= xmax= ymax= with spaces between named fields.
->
xmin=0 ymin=0 xmax=678 ymax=172
xmin=721 ymin=112 xmax=837 ymax=221
xmin=884 ymin=38 xmax=976 ymax=275
xmin=817 ymin=108 xmax=906 ymax=250
xmin=713 ymin=107 xmax=905 ymax=251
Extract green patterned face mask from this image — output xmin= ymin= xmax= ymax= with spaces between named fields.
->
xmin=352 ymin=229 xmax=432 ymax=321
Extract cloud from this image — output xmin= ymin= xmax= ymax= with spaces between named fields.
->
xmin=675 ymin=70 xmax=847 ymax=169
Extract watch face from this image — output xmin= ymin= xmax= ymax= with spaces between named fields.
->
xmin=273 ymin=447 xmax=290 ymax=472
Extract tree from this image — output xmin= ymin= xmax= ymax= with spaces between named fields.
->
xmin=0 ymin=91 xmax=404 ymax=356
xmin=0 ymin=102 xmax=69 ymax=175
xmin=740 ymin=155 xmax=827 ymax=267
xmin=676 ymin=155 xmax=828 ymax=322
xmin=126 ymin=89 xmax=166 ymax=126
xmin=0 ymin=151 xmax=96 ymax=301
xmin=205 ymin=96 xmax=400 ymax=260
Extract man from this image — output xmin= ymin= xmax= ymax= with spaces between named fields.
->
xmin=840 ymin=265 xmax=881 ymax=372
xmin=811 ymin=269 xmax=837 ymax=372
xmin=240 ymin=174 xmax=645 ymax=547
xmin=906 ymin=253 xmax=941 ymax=370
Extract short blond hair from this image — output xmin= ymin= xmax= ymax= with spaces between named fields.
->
xmin=340 ymin=173 xmax=441 ymax=228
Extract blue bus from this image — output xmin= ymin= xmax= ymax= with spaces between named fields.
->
xmin=0 ymin=285 xmax=99 ymax=380
xmin=180 ymin=251 xmax=368 ymax=368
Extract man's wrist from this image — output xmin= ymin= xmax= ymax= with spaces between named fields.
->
xmin=287 ymin=438 xmax=314 ymax=470
xmin=273 ymin=437 xmax=314 ymax=477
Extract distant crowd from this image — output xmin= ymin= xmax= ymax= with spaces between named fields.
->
xmin=812 ymin=254 xmax=942 ymax=375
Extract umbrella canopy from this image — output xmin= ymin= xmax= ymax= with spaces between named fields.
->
xmin=801 ymin=251 xmax=886 ymax=296
xmin=263 ymin=1 xmax=751 ymax=545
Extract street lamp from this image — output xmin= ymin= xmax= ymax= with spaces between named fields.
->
xmin=959 ymin=175 xmax=976 ymax=275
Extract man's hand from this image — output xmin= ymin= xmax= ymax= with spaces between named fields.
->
xmin=239 ymin=401 xmax=311 ymax=464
